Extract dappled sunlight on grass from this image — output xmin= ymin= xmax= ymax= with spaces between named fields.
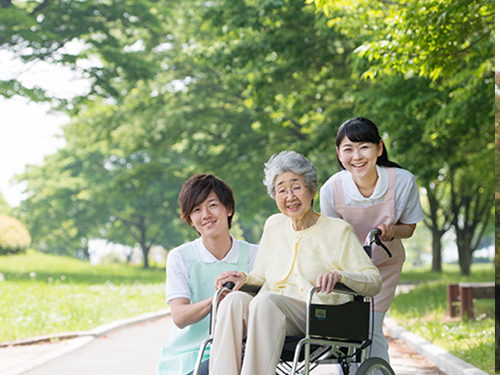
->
xmin=0 ymin=250 xmax=166 ymax=342
xmin=389 ymin=263 xmax=494 ymax=374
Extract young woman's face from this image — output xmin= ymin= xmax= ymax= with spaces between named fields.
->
xmin=189 ymin=190 xmax=232 ymax=239
xmin=337 ymin=137 xmax=383 ymax=182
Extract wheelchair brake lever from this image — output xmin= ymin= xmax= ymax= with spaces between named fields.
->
xmin=360 ymin=339 xmax=372 ymax=350
xmin=374 ymin=236 xmax=393 ymax=258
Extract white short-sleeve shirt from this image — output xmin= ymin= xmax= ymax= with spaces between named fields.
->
xmin=165 ymin=235 xmax=259 ymax=303
xmin=320 ymin=165 xmax=424 ymax=225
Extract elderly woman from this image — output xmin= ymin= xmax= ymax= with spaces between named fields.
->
xmin=209 ymin=151 xmax=383 ymax=375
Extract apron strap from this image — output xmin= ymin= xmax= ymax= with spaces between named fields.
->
xmin=237 ymin=241 xmax=250 ymax=265
xmin=182 ymin=243 xmax=198 ymax=264
xmin=330 ymin=174 xmax=346 ymax=209
xmin=385 ymin=168 xmax=396 ymax=204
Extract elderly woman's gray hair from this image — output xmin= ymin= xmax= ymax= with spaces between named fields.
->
xmin=263 ymin=151 xmax=318 ymax=197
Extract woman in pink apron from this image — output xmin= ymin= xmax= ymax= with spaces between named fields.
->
xmin=320 ymin=117 xmax=424 ymax=365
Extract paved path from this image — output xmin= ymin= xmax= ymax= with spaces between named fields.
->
xmin=1 ymin=314 xmax=450 ymax=375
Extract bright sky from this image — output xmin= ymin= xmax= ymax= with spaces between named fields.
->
xmin=0 ymin=50 xmax=89 ymax=207
xmin=0 ymin=11 xmax=498 ymax=208
xmin=0 ymin=97 xmax=67 ymax=206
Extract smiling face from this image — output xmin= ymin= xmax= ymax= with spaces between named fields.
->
xmin=189 ymin=190 xmax=233 ymax=240
xmin=274 ymin=171 xmax=315 ymax=221
xmin=337 ymin=137 xmax=383 ymax=183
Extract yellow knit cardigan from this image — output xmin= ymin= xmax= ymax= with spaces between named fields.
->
xmin=245 ymin=213 xmax=382 ymax=305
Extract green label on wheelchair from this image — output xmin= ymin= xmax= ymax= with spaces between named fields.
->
xmin=315 ymin=309 xmax=327 ymax=320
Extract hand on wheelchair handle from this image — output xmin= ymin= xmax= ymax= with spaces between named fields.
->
xmin=215 ymin=271 xmax=246 ymax=291
xmin=376 ymin=224 xmax=394 ymax=242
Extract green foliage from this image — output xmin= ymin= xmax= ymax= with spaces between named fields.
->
xmin=393 ymin=264 xmax=494 ymax=373
xmin=0 ymin=215 xmax=31 ymax=255
xmin=495 ymin=73 xmax=500 ymax=281
xmin=0 ymin=191 xmax=11 ymax=215
xmin=5 ymin=0 xmax=494 ymax=275
xmin=0 ymin=0 xmax=168 ymax=104
xmin=16 ymin=111 xmax=186 ymax=266
xmin=0 ymin=250 xmax=165 ymax=342
xmin=315 ymin=0 xmax=494 ymax=81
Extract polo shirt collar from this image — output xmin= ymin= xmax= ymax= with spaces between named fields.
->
xmin=193 ymin=235 xmax=239 ymax=263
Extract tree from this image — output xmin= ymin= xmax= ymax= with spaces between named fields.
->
xmin=422 ymin=179 xmax=451 ymax=272
xmin=314 ymin=0 xmax=493 ymax=81
xmin=494 ymin=72 xmax=499 ymax=353
xmin=16 ymin=102 xmax=187 ymax=267
xmin=0 ymin=0 xmax=168 ymax=105
xmin=449 ymin=161 xmax=493 ymax=275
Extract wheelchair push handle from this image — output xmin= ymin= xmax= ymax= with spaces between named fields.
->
xmin=363 ymin=228 xmax=392 ymax=258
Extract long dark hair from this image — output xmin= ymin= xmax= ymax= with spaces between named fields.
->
xmin=335 ymin=117 xmax=403 ymax=170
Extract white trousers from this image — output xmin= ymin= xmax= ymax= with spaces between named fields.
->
xmin=209 ymin=291 xmax=307 ymax=375
xmin=368 ymin=311 xmax=389 ymax=363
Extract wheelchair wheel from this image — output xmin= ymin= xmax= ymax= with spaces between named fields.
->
xmin=356 ymin=357 xmax=395 ymax=375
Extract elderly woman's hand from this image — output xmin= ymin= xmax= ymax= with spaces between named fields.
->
xmin=316 ymin=271 xmax=343 ymax=294
xmin=214 ymin=271 xmax=246 ymax=292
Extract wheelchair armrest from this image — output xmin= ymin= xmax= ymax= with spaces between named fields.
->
xmin=331 ymin=282 xmax=361 ymax=296
xmin=221 ymin=281 xmax=261 ymax=295
xmin=239 ymin=284 xmax=261 ymax=295
xmin=308 ymin=283 xmax=366 ymax=305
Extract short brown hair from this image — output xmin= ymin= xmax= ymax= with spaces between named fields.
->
xmin=179 ymin=174 xmax=235 ymax=228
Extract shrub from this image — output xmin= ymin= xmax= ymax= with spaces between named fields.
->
xmin=0 ymin=215 xmax=31 ymax=254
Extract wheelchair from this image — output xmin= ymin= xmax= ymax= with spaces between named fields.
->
xmin=193 ymin=229 xmax=395 ymax=375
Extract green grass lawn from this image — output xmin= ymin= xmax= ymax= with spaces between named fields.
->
xmin=0 ymin=250 xmax=167 ymax=343
xmin=390 ymin=263 xmax=495 ymax=375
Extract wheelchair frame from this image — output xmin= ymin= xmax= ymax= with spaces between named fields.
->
xmin=192 ymin=228 xmax=395 ymax=375
xmin=284 ymin=284 xmax=395 ymax=375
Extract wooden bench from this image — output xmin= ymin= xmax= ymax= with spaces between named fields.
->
xmin=447 ymin=282 xmax=495 ymax=320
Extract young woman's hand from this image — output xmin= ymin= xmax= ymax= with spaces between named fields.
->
xmin=377 ymin=222 xmax=417 ymax=241
xmin=316 ymin=270 xmax=343 ymax=294
xmin=214 ymin=271 xmax=246 ymax=291
xmin=376 ymin=224 xmax=395 ymax=242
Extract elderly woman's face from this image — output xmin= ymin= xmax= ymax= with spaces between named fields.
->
xmin=274 ymin=171 xmax=315 ymax=220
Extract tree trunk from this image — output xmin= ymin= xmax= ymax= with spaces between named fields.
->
xmin=423 ymin=182 xmax=449 ymax=273
xmin=138 ymin=215 xmax=150 ymax=269
xmin=431 ymin=230 xmax=442 ymax=272
xmin=141 ymin=244 xmax=150 ymax=269
xmin=456 ymin=228 xmax=473 ymax=275
xmin=457 ymin=244 xmax=472 ymax=275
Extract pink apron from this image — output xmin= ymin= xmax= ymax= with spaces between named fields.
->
xmin=330 ymin=168 xmax=404 ymax=313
